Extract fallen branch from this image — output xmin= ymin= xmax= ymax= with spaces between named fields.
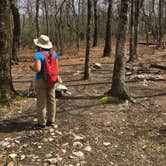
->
xmin=138 ymin=42 xmax=158 ymax=45
xmin=150 ymin=63 xmax=166 ymax=70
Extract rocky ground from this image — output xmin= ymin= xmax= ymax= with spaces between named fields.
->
xmin=0 ymin=43 xmax=166 ymax=166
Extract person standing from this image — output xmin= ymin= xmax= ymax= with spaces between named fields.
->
xmin=30 ymin=35 xmax=58 ymax=129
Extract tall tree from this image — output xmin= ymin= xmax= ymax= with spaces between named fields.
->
xmin=129 ymin=0 xmax=144 ymax=62
xmin=0 ymin=0 xmax=14 ymax=101
xmin=129 ymin=0 xmax=134 ymax=61
xmin=35 ymin=0 xmax=40 ymax=37
xmin=93 ymin=0 xmax=98 ymax=47
xmin=107 ymin=0 xmax=129 ymax=99
xmin=44 ymin=0 xmax=49 ymax=36
xmin=84 ymin=0 xmax=92 ymax=80
xmin=158 ymin=0 xmax=164 ymax=46
xmin=103 ymin=0 xmax=112 ymax=57
xmin=10 ymin=0 xmax=21 ymax=64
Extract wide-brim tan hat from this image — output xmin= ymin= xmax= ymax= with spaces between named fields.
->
xmin=33 ymin=35 xmax=53 ymax=49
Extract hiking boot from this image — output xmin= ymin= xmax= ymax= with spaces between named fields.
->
xmin=46 ymin=121 xmax=56 ymax=127
xmin=33 ymin=124 xmax=46 ymax=130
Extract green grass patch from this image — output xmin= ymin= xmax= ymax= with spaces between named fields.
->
xmin=0 ymin=95 xmax=26 ymax=106
xmin=13 ymin=95 xmax=26 ymax=101
xmin=144 ymin=139 xmax=159 ymax=151
xmin=129 ymin=92 xmax=138 ymax=98
xmin=99 ymin=95 xmax=122 ymax=104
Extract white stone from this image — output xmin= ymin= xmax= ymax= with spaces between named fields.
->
xmin=103 ymin=142 xmax=111 ymax=146
xmin=20 ymin=155 xmax=26 ymax=160
xmin=84 ymin=146 xmax=92 ymax=152
xmin=14 ymin=140 xmax=20 ymax=144
xmin=72 ymin=151 xmax=84 ymax=158
xmin=48 ymin=138 xmax=54 ymax=142
xmin=9 ymin=153 xmax=17 ymax=160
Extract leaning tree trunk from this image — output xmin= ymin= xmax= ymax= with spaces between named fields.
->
xmin=84 ymin=0 xmax=92 ymax=80
xmin=35 ymin=0 xmax=40 ymax=37
xmin=108 ymin=0 xmax=129 ymax=100
xmin=10 ymin=0 xmax=21 ymax=64
xmin=0 ymin=0 xmax=14 ymax=101
xmin=103 ymin=0 xmax=112 ymax=57
xmin=93 ymin=0 xmax=98 ymax=47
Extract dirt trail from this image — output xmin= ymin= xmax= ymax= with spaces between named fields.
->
xmin=0 ymin=44 xmax=166 ymax=166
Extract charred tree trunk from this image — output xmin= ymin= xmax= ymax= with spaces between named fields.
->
xmin=103 ymin=0 xmax=112 ymax=57
xmin=93 ymin=0 xmax=98 ymax=47
xmin=10 ymin=0 xmax=21 ymax=64
xmin=108 ymin=0 xmax=130 ymax=100
xmin=0 ymin=0 xmax=14 ymax=101
xmin=84 ymin=0 xmax=92 ymax=80
xmin=35 ymin=0 xmax=40 ymax=37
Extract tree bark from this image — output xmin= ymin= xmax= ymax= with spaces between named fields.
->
xmin=10 ymin=0 xmax=21 ymax=64
xmin=108 ymin=0 xmax=129 ymax=100
xmin=103 ymin=0 xmax=112 ymax=57
xmin=158 ymin=0 xmax=163 ymax=46
xmin=44 ymin=0 xmax=49 ymax=36
xmin=93 ymin=0 xmax=98 ymax=47
xmin=35 ymin=0 xmax=40 ymax=37
xmin=129 ymin=0 xmax=134 ymax=61
xmin=129 ymin=0 xmax=144 ymax=62
xmin=0 ymin=0 xmax=14 ymax=101
xmin=84 ymin=0 xmax=92 ymax=80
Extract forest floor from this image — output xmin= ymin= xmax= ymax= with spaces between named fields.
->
xmin=0 ymin=42 xmax=166 ymax=166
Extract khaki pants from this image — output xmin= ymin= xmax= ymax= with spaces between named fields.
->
xmin=35 ymin=78 xmax=56 ymax=125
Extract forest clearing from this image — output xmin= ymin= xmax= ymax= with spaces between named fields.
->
xmin=0 ymin=0 xmax=166 ymax=165
xmin=0 ymin=41 xmax=165 ymax=166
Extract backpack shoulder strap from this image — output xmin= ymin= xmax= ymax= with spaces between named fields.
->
xmin=40 ymin=51 xmax=49 ymax=58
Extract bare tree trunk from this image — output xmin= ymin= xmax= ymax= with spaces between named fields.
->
xmin=0 ymin=0 xmax=14 ymax=101
xmin=158 ymin=0 xmax=163 ymax=46
xmin=129 ymin=0 xmax=134 ymax=61
xmin=129 ymin=0 xmax=144 ymax=62
xmin=165 ymin=1 xmax=166 ymax=33
xmin=103 ymin=0 xmax=112 ymax=57
xmin=35 ymin=0 xmax=40 ymax=37
xmin=44 ymin=0 xmax=49 ymax=36
xmin=93 ymin=0 xmax=98 ymax=47
xmin=84 ymin=0 xmax=92 ymax=80
xmin=151 ymin=0 xmax=158 ymax=42
xmin=108 ymin=0 xmax=130 ymax=100
xmin=10 ymin=0 xmax=21 ymax=64
xmin=133 ymin=0 xmax=139 ymax=59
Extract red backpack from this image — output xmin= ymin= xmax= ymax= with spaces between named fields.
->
xmin=40 ymin=49 xmax=58 ymax=85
